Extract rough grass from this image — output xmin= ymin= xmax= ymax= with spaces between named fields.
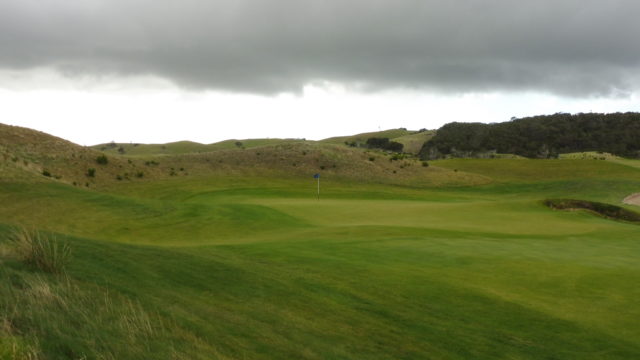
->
xmin=8 ymin=228 xmax=71 ymax=274
xmin=391 ymin=130 xmax=435 ymax=154
xmin=92 ymin=138 xmax=305 ymax=157
xmin=0 ymin=229 xmax=198 ymax=360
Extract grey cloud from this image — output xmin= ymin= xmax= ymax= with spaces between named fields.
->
xmin=0 ymin=0 xmax=639 ymax=96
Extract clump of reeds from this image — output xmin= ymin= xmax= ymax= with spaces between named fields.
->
xmin=9 ymin=227 xmax=71 ymax=274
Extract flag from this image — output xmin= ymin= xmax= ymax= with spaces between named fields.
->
xmin=313 ymin=173 xmax=320 ymax=179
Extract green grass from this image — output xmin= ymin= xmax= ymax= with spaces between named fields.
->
xmin=2 ymin=158 xmax=640 ymax=359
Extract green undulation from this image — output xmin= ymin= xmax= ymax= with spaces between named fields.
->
xmin=9 ymin=228 xmax=71 ymax=274
xmin=2 ymin=154 xmax=640 ymax=359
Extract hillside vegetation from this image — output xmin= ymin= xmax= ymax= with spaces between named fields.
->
xmin=421 ymin=112 xmax=640 ymax=159
xmin=93 ymin=138 xmax=305 ymax=156
xmin=2 ymin=124 xmax=487 ymax=190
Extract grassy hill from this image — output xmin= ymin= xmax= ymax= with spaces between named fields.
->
xmin=3 ymin=124 xmax=482 ymax=189
xmin=320 ymin=128 xmax=414 ymax=146
xmin=92 ymin=138 xmax=305 ymax=156
xmin=3 ymin=123 xmax=640 ymax=359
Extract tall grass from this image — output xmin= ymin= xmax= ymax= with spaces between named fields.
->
xmin=9 ymin=228 xmax=71 ymax=274
xmin=0 ymin=230 xmax=183 ymax=359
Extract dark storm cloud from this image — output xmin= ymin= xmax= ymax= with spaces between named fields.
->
xmin=1 ymin=0 xmax=639 ymax=96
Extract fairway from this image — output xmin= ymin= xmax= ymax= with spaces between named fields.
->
xmin=2 ymin=156 xmax=640 ymax=359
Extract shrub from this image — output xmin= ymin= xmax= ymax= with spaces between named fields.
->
xmin=544 ymin=199 xmax=640 ymax=223
xmin=42 ymin=170 xmax=51 ymax=177
xmin=8 ymin=228 xmax=71 ymax=274
xmin=369 ymin=157 xmax=375 ymax=161
xmin=96 ymin=155 xmax=108 ymax=165
xmin=86 ymin=168 xmax=96 ymax=177
xmin=422 ymin=161 xmax=429 ymax=167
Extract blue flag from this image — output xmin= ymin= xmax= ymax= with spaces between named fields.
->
xmin=313 ymin=173 xmax=320 ymax=179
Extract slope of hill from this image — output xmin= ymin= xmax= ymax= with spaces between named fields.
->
xmin=92 ymin=138 xmax=305 ymax=156
xmin=321 ymin=128 xmax=414 ymax=146
xmin=0 ymin=123 xmax=163 ymax=188
xmin=1 ymin=123 xmax=486 ymax=189
xmin=392 ymin=130 xmax=436 ymax=154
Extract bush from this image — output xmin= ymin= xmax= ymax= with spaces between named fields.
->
xmin=96 ymin=155 xmax=108 ymax=165
xmin=544 ymin=199 xmax=640 ymax=223
xmin=8 ymin=227 xmax=71 ymax=274
xmin=366 ymin=137 xmax=404 ymax=152
xmin=86 ymin=168 xmax=96 ymax=177
xmin=42 ymin=170 xmax=51 ymax=177
xmin=422 ymin=161 xmax=429 ymax=167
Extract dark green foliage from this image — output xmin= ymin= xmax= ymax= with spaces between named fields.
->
xmin=96 ymin=155 xmax=108 ymax=165
xmin=421 ymin=112 xmax=640 ymax=159
xmin=42 ymin=170 xmax=51 ymax=177
xmin=136 ymin=171 xmax=144 ymax=178
xmin=86 ymin=168 xmax=96 ymax=177
xmin=422 ymin=161 xmax=429 ymax=167
xmin=544 ymin=199 xmax=640 ymax=223
xmin=145 ymin=160 xmax=159 ymax=166
xmin=366 ymin=137 xmax=404 ymax=152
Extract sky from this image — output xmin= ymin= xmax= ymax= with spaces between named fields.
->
xmin=1 ymin=0 xmax=640 ymax=145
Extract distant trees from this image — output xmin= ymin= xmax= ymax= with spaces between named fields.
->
xmin=366 ymin=137 xmax=404 ymax=152
xmin=420 ymin=112 xmax=640 ymax=159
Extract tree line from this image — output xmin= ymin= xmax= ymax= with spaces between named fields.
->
xmin=419 ymin=112 xmax=640 ymax=159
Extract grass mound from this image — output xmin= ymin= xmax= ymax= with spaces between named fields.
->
xmin=543 ymin=199 xmax=640 ymax=223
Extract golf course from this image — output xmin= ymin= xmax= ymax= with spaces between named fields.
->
xmin=1 ymin=123 xmax=640 ymax=359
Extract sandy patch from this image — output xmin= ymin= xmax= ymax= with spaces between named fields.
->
xmin=623 ymin=193 xmax=640 ymax=206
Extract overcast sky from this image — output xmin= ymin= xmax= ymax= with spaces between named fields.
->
xmin=1 ymin=0 xmax=640 ymax=145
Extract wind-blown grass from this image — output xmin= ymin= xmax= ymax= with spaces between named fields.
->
xmin=0 ymin=230 xmax=190 ymax=360
xmin=9 ymin=228 xmax=71 ymax=274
